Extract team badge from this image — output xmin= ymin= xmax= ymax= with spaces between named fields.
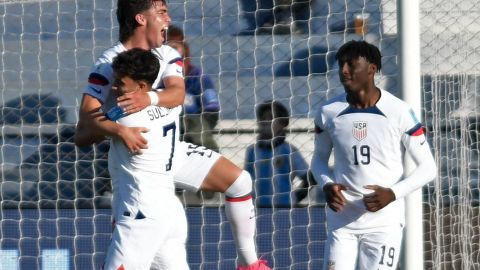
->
xmin=352 ymin=121 xmax=368 ymax=141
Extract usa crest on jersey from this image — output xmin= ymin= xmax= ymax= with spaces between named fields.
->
xmin=352 ymin=121 xmax=368 ymax=141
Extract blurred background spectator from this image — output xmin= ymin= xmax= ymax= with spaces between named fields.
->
xmin=238 ymin=0 xmax=311 ymax=35
xmin=244 ymin=100 xmax=312 ymax=207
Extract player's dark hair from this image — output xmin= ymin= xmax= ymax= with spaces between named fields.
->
xmin=256 ymin=100 xmax=290 ymax=127
xmin=335 ymin=40 xmax=382 ymax=71
xmin=116 ymin=0 xmax=166 ymax=43
xmin=112 ymin=48 xmax=159 ymax=85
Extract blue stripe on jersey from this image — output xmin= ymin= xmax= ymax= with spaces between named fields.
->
xmin=168 ymin=57 xmax=183 ymax=64
xmin=337 ymin=105 xmax=386 ymax=117
xmin=409 ymin=109 xmax=420 ymax=124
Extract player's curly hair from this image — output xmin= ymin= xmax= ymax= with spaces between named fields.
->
xmin=117 ymin=0 xmax=166 ymax=43
xmin=335 ymin=40 xmax=382 ymax=71
xmin=112 ymin=48 xmax=159 ymax=85
xmin=256 ymin=100 xmax=290 ymax=127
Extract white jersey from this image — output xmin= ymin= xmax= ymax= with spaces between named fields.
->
xmin=312 ymin=89 xmax=436 ymax=231
xmin=108 ymin=105 xmax=178 ymax=220
xmin=83 ymin=43 xmax=184 ymax=221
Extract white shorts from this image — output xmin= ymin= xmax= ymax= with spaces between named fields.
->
xmin=171 ymin=141 xmax=221 ymax=191
xmin=323 ymin=224 xmax=404 ymax=270
xmin=103 ymin=197 xmax=188 ymax=270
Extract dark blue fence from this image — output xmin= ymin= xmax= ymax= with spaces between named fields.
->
xmin=0 ymin=207 xmax=326 ymax=270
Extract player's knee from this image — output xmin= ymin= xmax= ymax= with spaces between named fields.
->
xmin=224 ymin=170 xmax=252 ymax=198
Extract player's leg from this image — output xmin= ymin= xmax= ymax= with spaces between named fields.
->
xmin=171 ymin=142 xmax=266 ymax=268
xmin=149 ymin=197 xmax=189 ymax=270
xmin=357 ymin=224 xmax=404 ymax=270
xmin=323 ymin=228 xmax=358 ymax=270
xmin=103 ymin=217 xmax=164 ymax=270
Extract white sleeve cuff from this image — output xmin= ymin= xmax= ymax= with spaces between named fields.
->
xmin=147 ymin=91 xmax=159 ymax=106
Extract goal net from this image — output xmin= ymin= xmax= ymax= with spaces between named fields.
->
xmin=0 ymin=0 xmax=478 ymax=269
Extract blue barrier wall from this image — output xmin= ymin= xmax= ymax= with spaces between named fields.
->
xmin=1 ymin=207 xmax=326 ymax=270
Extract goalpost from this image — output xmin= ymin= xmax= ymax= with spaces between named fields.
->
xmin=0 ymin=0 xmax=479 ymax=269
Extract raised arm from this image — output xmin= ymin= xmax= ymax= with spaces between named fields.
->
xmin=116 ymin=47 xmax=186 ymax=114
xmin=115 ymin=75 xmax=185 ymax=114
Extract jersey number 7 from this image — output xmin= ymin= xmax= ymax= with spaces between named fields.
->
xmin=163 ymin=122 xmax=176 ymax=171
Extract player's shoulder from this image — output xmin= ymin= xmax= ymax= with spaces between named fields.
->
xmin=315 ymin=93 xmax=348 ymax=119
xmin=378 ymin=89 xmax=412 ymax=115
xmin=151 ymin=45 xmax=181 ymax=63
xmin=95 ymin=42 xmax=125 ymax=65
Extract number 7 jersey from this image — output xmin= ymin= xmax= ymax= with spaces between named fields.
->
xmin=313 ymin=89 xmax=436 ymax=231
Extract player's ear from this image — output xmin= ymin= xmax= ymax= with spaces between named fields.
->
xmin=138 ymin=81 xmax=149 ymax=91
xmin=368 ymin=63 xmax=377 ymax=75
xmin=135 ymin=13 xmax=147 ymax=26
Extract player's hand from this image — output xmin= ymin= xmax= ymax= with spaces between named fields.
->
xmin=323 ymin=183 xmax=347 ymax=212
xmin=117 ymin=91 xmax=150 ymax=114
xmin=118 ymin=126 xmax=149 ymax=154
xmin=363 ymin=185 xmax=396 ymax=212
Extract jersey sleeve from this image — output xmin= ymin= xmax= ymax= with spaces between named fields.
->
xmin=390 ymin=107 xmax=437 ymax=199
xmin=310 ymin=107 xmax=335 ymax=188
xmin=164 ymin=56 xmax=184 ymax=78
xmin=82 ymin=62 xmax=113 ymax=104
xmin=152 ymin=47 xmax=184 ymax=84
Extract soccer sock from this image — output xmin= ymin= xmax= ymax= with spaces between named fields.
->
xmin=224 ymin=170 xmax=258 ymax=265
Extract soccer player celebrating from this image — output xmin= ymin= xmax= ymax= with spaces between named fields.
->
xmin=95 ymin=48 xmax=189 ymax=269
xmin=74 ymin=1 xmax=270 ymax=269
xmin=311 ymin=40 xmax=437 ymax=270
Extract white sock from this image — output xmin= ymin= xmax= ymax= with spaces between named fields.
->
xmin=223 ymin=171 xmax=258 ymax=265
xmin=225 ymin=195 xmax=258 ymax=266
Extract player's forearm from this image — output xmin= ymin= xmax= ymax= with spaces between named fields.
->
xmin=311 ymin=154 xmax=335 ymax=188
xmin=74 ymin=121 xmax=106 ymax=146
xmin=74 ymin=116 xmax=123 ymax=147
xmin=151 ymin=75 xmax=186 ymax=108
xmin=311 ymin=131 xmax=335 ymax=188
xmin=155 ymin=85 xmax=185 ymax=108
xmin=75 ymin=95 xmax=125 ymax=147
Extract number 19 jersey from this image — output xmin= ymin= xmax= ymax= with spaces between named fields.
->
xmin=314 ymin=89 xmax=430 ymax=231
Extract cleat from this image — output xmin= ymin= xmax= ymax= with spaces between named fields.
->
xmin=237 ymin=259 xmax=272 ymax=270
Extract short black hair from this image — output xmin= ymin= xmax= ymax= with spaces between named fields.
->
xmin=335 ymin=40 xmax=382 ymax=71
xmin=116 ymin=0 xmax=166 ymax=43
xmin=256 ymin=100 xmax=290 ymax=127
xmin=112 ymin=48 xmax=159 ymax=85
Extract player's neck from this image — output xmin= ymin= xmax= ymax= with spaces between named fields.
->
xmin=122 ymin=35 xmax=150 ymax=51
xmin=347 ymin=87 xmax=381 ymax=109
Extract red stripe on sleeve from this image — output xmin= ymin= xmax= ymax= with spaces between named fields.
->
xmin=411 ymin=127 xmax=425 ymax=136
xmin=226 ymin=195 xmax=252 ymax=202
